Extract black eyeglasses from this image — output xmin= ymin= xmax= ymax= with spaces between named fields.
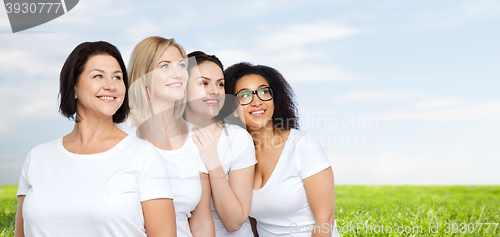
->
xmin=235 ymin=87 xmax=273 ymax=105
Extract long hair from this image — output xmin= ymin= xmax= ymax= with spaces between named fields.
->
xmin=127 ymin=36 xmax=188 ymax=127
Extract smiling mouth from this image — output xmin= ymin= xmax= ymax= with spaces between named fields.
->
xmin=250 ymin=109 xmax=266 ymax=116
xmin=166 ymin=83 xmax=182 ymax=88
xmin=97 ymin=96 xmax=116 ymax=101
xmin=203 ymin=99 xmax=219 ymax=106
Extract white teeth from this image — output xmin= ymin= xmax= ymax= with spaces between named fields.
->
xmin=168 ymin=83 xmax=181 ymax=87
xmin=251 ymin=110 xmax=265 ymax=115
xmin=98 ymin=96 xmax=114 ymax=100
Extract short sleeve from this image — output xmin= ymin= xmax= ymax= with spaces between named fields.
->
xmin=138 ymin=144 xmax=174 ymax=202
xmin=17 ymin=151 xmax=32 ymax=198
xmin=298 ymin=135 xmax=332 ymax=179
xmin=198 ymin=157 xmax=208 ymax=174
xmin=228 ymin=128 xmax=257 ymax=170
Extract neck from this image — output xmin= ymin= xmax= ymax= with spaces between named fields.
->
xmin=184 ymin=106 xmax=216 ymax=128
xmin=151 ymin=100 xmax=176 ymax=117
xmin=68 ymin=115 xmax=117 ymax=144
xmin=247 ymin=122 xmax=288 ymax=151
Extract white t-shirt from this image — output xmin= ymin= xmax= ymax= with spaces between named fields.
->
xmin=118 ymin=119 xmax=209 ymax=237
xmin=16 ymin=135 xmax=173 ymax=237
xmin=210 ymin=124 xmax=257 ymax=237
xmin=249 ymin=129 xmax=341 ymax=237
xmin=156 ymin=134 xmax=209 ymax=237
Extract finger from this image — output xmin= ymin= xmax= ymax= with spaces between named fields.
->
xmin=193 ymin=129 xmax=206 ymax=145
xmin=191 ymin=134 xmax=202 ymax=148
xmin=193 ymin=129 xmax=209 ymax=142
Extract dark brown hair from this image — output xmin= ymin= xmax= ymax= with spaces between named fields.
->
xmin=59 ymin=41 xmax=129 ymax=123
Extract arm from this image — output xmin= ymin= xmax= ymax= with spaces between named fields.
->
xmin=191 ymin=128 xmax=255 ymax=232
xmin=209 ymin=165 xmax=254 ymax=232
xmin=189 ymin=173 xmax=215 ymax=237
xmin=303 ymin=167 xmax=336 ymax=237
xmin=14 ymin=195 xmax=25 ymax=237
xmin=142 ymin=198 xmax=177 ymax=237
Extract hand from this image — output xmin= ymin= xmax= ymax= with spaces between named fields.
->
xmin=191 ymin=126 xmax=221 ymax=171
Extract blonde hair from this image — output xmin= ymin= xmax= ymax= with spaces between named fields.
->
xmin=127 ymin=36 xmax=188 ymax=129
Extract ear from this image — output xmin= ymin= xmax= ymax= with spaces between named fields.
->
xmin=233 ymin=111 xmax=239 ymax=117
xmin=74 ymin=86 xmax=78 ymax=99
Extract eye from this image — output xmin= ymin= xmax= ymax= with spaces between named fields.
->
xmin=160 ymin=64 xmax=169 ymax=69
xmin=259 ymin=88 xmax=269 ymax=95
xmin=238 ymin=91 xmax=251 ymax=98
xmin=217 ymin=82 xmax=224 ymax=88
xmin=200 ymin=81 xmax=209 ymax=86
xmin=113 ymin=76 xmax=122 ymax=80
xmin=93 ymin=74 xmax=103 ymax=79
xmin=179 ymin=62 xmax=186 ymax=68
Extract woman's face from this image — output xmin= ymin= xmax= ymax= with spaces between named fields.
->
xmin=74 ymin=54 xmax=126 ymax=120
xmin=148 ymin=46 xmax=188 ymax=104
xmin=234 ymin=74 xmax=274 ymax=130
xmin=186 ymin=61 xmax=225 ymax=117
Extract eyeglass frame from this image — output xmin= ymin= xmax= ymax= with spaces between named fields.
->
xmin=235 ymin=86 xmax=274 ymax=105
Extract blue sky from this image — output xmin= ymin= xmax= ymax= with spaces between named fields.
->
xmin=1 ymin=0 xmax=499 ymax=184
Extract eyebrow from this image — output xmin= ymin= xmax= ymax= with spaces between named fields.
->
xmin=198 ymin=77 xmax=224 ymax=81
xmin=157 ymin=59 xmax=186 ymax=66
xmin=157 ymin=60 xmax=171 ymax=66
xmin=236 ymin=84 xmax=268 ymax=93
xmin=89 ymin=69 xmax=122 ymax=74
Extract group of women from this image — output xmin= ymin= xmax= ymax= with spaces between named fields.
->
xmin=14 ymin=37 xmax=342 ymax=237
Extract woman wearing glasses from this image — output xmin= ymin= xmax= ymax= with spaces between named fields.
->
xmin=224 ymin=63 xmax=341 ymax=237
xmin=184 ymin=51 xmax=257 ymax=236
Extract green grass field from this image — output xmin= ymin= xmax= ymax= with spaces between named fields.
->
xmin=1 ymin=185 xmax=499 ymax=236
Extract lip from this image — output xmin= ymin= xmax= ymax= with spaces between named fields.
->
xmin=203 ymin=98 xmax=219 ymax=107
xmin=96 ymin=95 xmax=117 ymax=102
xmin=166 ymin=82 xmax=182 ymax=89
xmin=249 ymin=108 xmax=266 ymax=117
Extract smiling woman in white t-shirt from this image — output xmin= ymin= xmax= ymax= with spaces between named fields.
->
xmin=224 ymin=63 xmax=342 ymax=237
xmin=184 ymin=51 xmax=257 ymax=237
xmin=124 ymin=37 xmax=215 ymax=237
xmin=14 ymin=41 xmax=176 ymax=237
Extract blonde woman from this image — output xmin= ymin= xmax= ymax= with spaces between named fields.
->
xmin=123 ymin=37 xmax=215 ymax=237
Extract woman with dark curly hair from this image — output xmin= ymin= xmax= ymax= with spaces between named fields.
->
xmin=14 ymin=41 xmax=175 ymax=237
xmin=224 ymin=63 xmax=341 ymax=237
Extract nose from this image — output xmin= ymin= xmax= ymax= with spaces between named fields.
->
xmin=205 ymin=83 xmax=219 ymax=96
xmin=170 ymin=65 xmax=183 ymax=80
xmin=103 ymin=76 xmax=117 ymax=91
xmin=249 ymin=92 xmax=262 ymax=106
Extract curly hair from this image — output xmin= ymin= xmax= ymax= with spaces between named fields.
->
xmin=224 ymin=62 xmax=299 ymax=131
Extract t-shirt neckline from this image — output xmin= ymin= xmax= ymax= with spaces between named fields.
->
xmin=59 ymin=135 xmax=131 ymax=159
xmin=253 ymin=128 xmax=296 ymax=192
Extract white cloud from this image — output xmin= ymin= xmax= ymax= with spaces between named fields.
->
xmin=404 ymin=0 xmax=500 ymax=31
xmin=0 ymin=81 xmax=60 ymax=135
xmin=0 ymin=49 xmax=61 ymax=77
xmin=376 ymin=100 xmax=500 ymax=122
xmin=335 ymin=91 xmax=421 ymax=101
xmin=259 ymin=22 xmax=362 ymax=50
xmin=212 ymin=49 xmax=262 ymax=68
xmin=284 ymin=65 xmax=353 ymax=82
xmin=415 ymin=98 xmax=458 ymax=109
